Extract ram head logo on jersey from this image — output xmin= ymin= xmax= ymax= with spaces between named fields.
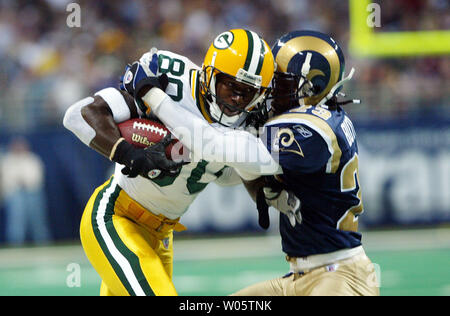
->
xmin=272 ymin=127 xmax=304 ymax=157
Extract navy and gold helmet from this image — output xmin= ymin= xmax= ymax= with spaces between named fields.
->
xmin=270 ymin=30 xmax=357 ymax=114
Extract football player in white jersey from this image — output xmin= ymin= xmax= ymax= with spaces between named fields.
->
xmin=63 ymin=29 xmax=276 ymax=296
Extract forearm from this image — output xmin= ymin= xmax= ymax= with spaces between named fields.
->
xmin=80 ymin=97 xmax=122 ymax=159
xmin=145 ymin=88 xmax=281 ymax=176
xmin=242 ymin=177 xmax=265 ymax=203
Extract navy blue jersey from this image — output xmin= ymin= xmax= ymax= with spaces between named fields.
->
xmin=263 ymin=105 xmax=363 ymax=257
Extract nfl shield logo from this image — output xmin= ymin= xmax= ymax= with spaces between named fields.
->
xmin=326 ymin=263 xmax=339 ymax=272
xmin=124 ymin=70 xmax=134 ymax=84
xmin=148 ymin=169 xmax=162 ymax=179
xmin=162 ymin=237 xmax=170 ymax=249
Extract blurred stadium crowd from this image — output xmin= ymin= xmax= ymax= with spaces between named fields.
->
xmin=0 ymin=0 xmax=449 ymax=132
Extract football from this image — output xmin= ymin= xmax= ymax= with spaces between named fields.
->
xmin=117 ymin=118 xmax=184 ymax=160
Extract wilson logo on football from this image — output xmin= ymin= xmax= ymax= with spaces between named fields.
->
xmin=131 ymin=133 xmax=154 ymax=147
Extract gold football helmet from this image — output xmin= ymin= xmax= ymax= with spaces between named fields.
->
xmin=270 ymin=30 xmax=359 ymax=114
xmin=200 ymin=29 xmax=275 ymax=127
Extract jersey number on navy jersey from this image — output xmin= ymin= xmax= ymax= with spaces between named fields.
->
xmin=337 ymin=153 xmax=364 ymax=231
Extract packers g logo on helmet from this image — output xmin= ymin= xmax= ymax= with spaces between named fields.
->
xmin=200 ymin=29 xmax=275 ymax=127
xmin=213 ymin=31 xmax=234 ymax=50
xmin=271 ymin=30 xmax=357 ymax=111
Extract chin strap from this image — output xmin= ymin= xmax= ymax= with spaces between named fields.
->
xmin=297 ymin=52 xmax=312 ymax=91
xmin=297 ymin=53 xmax=315 ymax=102
xmin=334 ymin=92 xmax=361 ymax=106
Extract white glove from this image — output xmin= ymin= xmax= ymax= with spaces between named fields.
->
xmin=263 ymin=187 xmax=302 ymax=227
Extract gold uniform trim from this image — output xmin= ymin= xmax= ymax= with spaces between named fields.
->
xmin=338 ymin=153 xmax=364 ymax=232
xmin=190 ymin=69 xmax=197 ymax=100
xmin=268 ymin=112 xmax=342 ymax=173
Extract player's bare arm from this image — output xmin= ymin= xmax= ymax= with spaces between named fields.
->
xmin=81 ymin=91 xmax=136 ymax=159
xmin=241 ymin=177 xmax=264 ymax=203
xmin=63 ymin=89 xmax=136 ymax=159
xmin=64 ymin=84 xmax=181 ymax=179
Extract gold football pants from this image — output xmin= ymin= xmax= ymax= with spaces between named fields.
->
xmin=80 ymin=177 xmax=185 ymax=296
xmin=231 ymin=251 xmax=380 ymax=296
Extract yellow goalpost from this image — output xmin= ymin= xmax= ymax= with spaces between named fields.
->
xmin=349 ymin=0 xmax=450 ymax=57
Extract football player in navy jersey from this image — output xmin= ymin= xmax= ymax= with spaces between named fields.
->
xmin=230 ymin=30 xmax=380 ymax=296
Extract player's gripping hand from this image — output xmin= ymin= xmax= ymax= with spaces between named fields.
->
xmin=120 ymin=61 xmax=169 ymax=97
xmin=111 ymin=135 xmax=183 ymax=179
xmin=263 ymin=187 xmax=302 ymax=227
xmin=257 ymin=176 xmax=302 ymax=227
xmin=119 ymin=61 xmax=169 ymax=114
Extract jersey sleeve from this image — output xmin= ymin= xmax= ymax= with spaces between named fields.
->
xmin=262 ymin=122 xmax=331 ymax=173
xmin=214 ymin=167 xmax=242 ymax=186
xmin=146 ymin=88 xmax=282 ymax=176
xmin=94 ymin=88 xmax=139 ymax=122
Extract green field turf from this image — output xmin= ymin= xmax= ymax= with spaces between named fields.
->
xmin=0 ymin=228 xmax=449 ymax=296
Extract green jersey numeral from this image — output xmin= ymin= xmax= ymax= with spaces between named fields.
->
xmin=158 ymin=54 xmax=185 ymax=101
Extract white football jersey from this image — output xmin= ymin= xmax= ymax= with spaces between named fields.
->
xmin=115 ymin=49 xmax=239 ymax=219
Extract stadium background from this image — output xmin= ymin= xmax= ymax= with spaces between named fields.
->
xmin=0 ymin=0 xmax=449 ymax=296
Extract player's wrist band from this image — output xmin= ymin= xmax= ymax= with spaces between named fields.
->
xmin=109 ymin=137 xmax=126 ymax=161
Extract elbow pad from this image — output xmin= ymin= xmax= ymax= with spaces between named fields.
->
xmin=63 ymin=97 xmax=96 ymax=146
xmin=94 ymin=88 xmax=132 ymax=122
